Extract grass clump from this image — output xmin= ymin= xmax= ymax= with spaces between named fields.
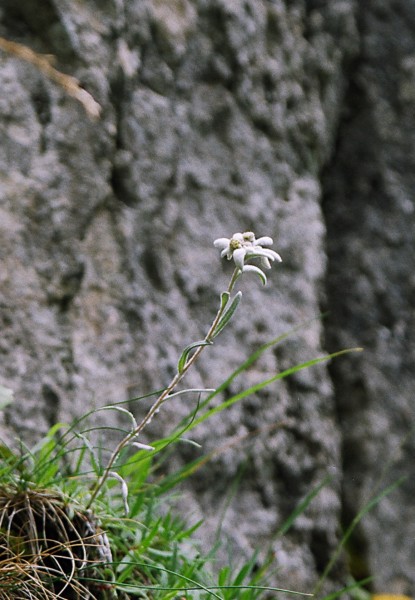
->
xmin=0 ymin=485 xmax=110 ymax=599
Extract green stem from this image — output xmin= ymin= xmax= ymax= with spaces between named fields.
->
xmin=86 ymin=268 xmax=241 ymax=509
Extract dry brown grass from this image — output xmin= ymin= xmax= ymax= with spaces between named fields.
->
xmin=0 ymin=486 xmax=114 ymax=599
xmin=0 ymin=37 xmax=101 ymax=119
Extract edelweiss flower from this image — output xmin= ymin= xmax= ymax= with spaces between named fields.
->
xmin=214 ymin=231 xmax=282 ymax=284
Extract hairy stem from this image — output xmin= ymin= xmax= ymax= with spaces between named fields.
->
xmin=86 ymin=268 xmax=240 ymax=509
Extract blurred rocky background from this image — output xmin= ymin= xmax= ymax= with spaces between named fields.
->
xmin=0 ymin=0 xmax=414 ymax=595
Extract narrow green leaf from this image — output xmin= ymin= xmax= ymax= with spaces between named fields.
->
xmin=177 ymin=438 xmax=202 ymax=449
xmin=314 ymin=475 xmax=405 ymax=596
xmin=187 ymin=348 xmax=363 ymax=431
xmin=0 ymin=444 xmax=17 ymax=463
xmin=46 ymin=422 xmax=69 ymax=437
xmin=232 ymin=559 xmax=255 ymax=586
xmin=218 ymin=566 xmax=231 ymax=587
xmin=194 ymin=315 xmax=332 ymax=416
xmin=166 ymin=387 xmax=215 ymax=399
xmin=242 ymin=264 xmax=267 ymax=285
xmin=277 ymin=475 xmax=332 ymax=537
xmin=220 ymin=291 xmax=230 ymax=310
xmin=321 ymin=577 xmax=373 ymax=600
xmin=212 ymin=291 xmax=242 ymax=338
xmin=112 ymin=560 xmax=225 ymax=600
xmin=73 ymin=431 xmax=101 ymax=474
xmin=94 ymin=405 xmax=138 ymax=431
xmin=178 ymin=340 xmax=212 ymax=373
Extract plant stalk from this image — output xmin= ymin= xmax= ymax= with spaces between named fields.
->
xmin=86 ymin=268 xmax=240 ymax=509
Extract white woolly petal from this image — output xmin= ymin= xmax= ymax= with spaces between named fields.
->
xmin=260 ymin=257 xmax=272 ymax=269
xmin=245 ymin=248 xmax=275 ymax=261
xmin=242 ymin=265 xmax=267 ymax=285
xmin=261 ymin=249 xmax=278 ymax=261
xmin=252 ymin=248 xmax=282 ymax=262
xmin=132 ymin=442 xmax=155 ymax=451
xmin=233 ymin=248 xmax=246 ymax=268
xmin=214 ymin=238 xmax=230 ymax=250
xmin=232 ymin=233 xmax=244 ymax=242
xmin=267 ymin=249 xmax=282 ymax=262
xmin=108 ymin=471 xmax=129 ymax=514
xmin=255 ymin=236 xmax=273 ymax=246
xmin=220 ymin=247 xmax=231 ymax=259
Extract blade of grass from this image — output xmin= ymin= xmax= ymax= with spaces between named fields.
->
xmin=321 ymin=577 xmax=373 ymax=600
xmin=277 ymin=474 xmax=333 ymax=537
xmin=313 ymin=476 xmax=406 ymax=596
xmin=189 ymin=348 xmax=363 ymax=432
xmin=180 ymin=316 xmax=329 ymax=422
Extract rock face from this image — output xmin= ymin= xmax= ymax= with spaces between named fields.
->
xmin=322 ymin=1 xmax=415 ymax=594
xmin=0 ymin=0 xmax=413 ymax=595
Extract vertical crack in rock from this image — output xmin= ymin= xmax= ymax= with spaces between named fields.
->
xmin=41 ymin=382 xmax=61 ymax=429
xmin=320 ymin=29 xmax=379 ymax=590
xmin=321 ymin=1 xmax=415 ymax=593
xmin=108 ymin=0 xmax=138 ymax=208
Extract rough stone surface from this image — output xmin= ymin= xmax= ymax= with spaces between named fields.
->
xmin=0 ymin=0 xmax=413 ymax=595
xmin=322 ymin=0 xmax=415 ymax=594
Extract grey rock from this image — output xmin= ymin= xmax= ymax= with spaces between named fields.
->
xmin=0 ymin=0 xmax=413 ymax=595
xmin=322 ymin=1 xmax=415 ymax=594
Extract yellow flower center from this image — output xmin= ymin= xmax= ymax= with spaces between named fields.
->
xmin=230 ymin=238 xmax=242 ymax=250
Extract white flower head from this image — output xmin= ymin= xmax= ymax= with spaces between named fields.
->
xmin=214 ymin=231 xmax=282 ymax=284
